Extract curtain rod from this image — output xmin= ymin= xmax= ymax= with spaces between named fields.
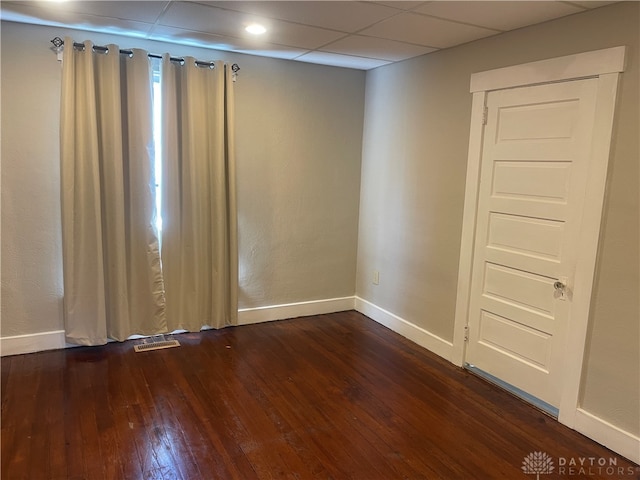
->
xmin=50 ymin=37 xmax=240 ymax=75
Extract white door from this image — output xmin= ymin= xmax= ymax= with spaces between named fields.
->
xmin=465 ymin=78 xmax=599 ymax=409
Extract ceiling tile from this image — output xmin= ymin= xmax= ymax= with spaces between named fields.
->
xmin=1 ymin=1 xmax=169 ymax=24
xmin=0 ymin=2 xmax=58 ymax=23
xmin=0 ymin=2 xmax=155 ymax=37
xmin=360 ymin=12 xmax=499 ymax=48
xmin=159 ymin=2 xmax=269 ymax=37
xmin=65 ymin=16 xmax=156 ymax=38
xmin=322 ymin=34 xmax=437 ymax=61
xmin=198 ymin=1 xmax=400 ymax=33
xmin=265 ymin=22 xmax=346 ymax=50
xmin=149 ymin=25 xmax=307 ymax=60
xmin=149 ymin=25 xmax=244 ymax=51
xmin=415 ymin=1 xmax=585 ymax=31
xmin=373 ymin=1 xmax=428 ymax=11
xmin=62 ymin=1 xmax=170 ymax=24
xmin=231 ymin=44 xmax=310 ymax=61
xmin=567 ymin=1 xmax=618 ymax=8
xmin=295 ymin=51 xmax=392 ymax=70
xmin=160 ymin=2 xmax=345 ymax=49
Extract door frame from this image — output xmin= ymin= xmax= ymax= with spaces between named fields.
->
xmin=452 ymin=46 xmax=626 ymax=428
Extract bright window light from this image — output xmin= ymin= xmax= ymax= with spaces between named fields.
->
xmin=152 ymin=61 xmax=163 ymax=239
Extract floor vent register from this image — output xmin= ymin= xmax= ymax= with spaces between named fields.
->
xmin=134 ymin=335 xmax=180 ymax=353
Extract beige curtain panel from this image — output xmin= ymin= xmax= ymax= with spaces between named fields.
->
xmin=60 ymin=39 xmax=237 ymax=345
xmin=161 ymin=56 xmax=238 ymax=331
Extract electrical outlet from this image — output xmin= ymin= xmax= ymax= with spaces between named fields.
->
xmin=373 ymin=270 xmax=380 ymax=285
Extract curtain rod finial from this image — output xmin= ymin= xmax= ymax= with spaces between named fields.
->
xmin=50 ymin=36 xmax=64 ymax=61
xmin=51 ymin=36 xmax=64 ymax=48
xmin=231 ymin=63 xmax=240 ymax=82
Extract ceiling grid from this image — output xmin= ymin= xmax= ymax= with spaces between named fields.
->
xmin=0 ymin=0 xmax=616 ymax=69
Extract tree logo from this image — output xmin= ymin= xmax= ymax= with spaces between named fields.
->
xmin=522 ymin=451 xmax=555 ymax=479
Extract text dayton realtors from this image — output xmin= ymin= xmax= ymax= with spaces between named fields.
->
xmin=557 ymin=456 xmax=637 ymax=477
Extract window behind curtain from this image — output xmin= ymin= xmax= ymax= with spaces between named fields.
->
xmin=152 ymin=59 xmax=163 ymax=239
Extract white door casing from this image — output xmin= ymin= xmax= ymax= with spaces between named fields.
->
xmin=452 ymin=47 xmax=625 ymax=427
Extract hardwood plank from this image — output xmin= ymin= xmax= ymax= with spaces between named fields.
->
xmin=190 ymin=332 xmax=318 ymax=478
xmin=245 ymin=320 xmax=446 ymax=478
xmin=240 ymin=336 xmax=393 ymax=478
xmin=240 ymin=340 xmax=393 ymax=478
xmin=285 ymin=319 xmax=470 ymax=478
xmin=2 ymin=311 xmax=638 ymax=479
xmin=310 ymin=318 xmax=513 ymax=474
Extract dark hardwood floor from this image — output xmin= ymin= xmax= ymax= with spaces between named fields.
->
xmin=2 ymin=311 xmax=638 ymax=479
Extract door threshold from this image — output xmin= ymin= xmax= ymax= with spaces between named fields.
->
xmin=465 ymin=363 xmax=559 ymax=419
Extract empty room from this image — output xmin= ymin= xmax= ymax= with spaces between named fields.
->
xmin=1 ymin=1 xmax=638 ymax=478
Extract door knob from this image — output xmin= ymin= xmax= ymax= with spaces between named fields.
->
xmin=554 ymin=277 xmax=569 ymax=301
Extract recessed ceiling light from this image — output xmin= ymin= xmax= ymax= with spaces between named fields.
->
xmin=245 ymin=23 xmax=266 ymax=35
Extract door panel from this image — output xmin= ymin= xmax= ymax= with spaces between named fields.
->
xmin=478 ymin=311 xmax=551 ymax=370
xmin=487 ymin=213 xmax=564 ymax=260
xmin=483 ymin=263 xmax=556 ymax=317
xmin=466 ymin=78 xmax=598 ymax=408
xmin=491 ymin=161 xmax=571 ymax=203
xmin=496 ymin=99 xmax=579 ymax=142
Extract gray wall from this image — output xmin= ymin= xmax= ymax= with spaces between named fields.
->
xmin=357 ymin=2 xmax=639 ymax=435
xmin=0 ymin=21 xmax=364 ymax=336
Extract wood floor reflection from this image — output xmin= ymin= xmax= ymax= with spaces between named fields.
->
xmin=2 ymin=311 xmax=638 ymax=479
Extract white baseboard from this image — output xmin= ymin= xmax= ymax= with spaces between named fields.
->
xmin=238 ymin=296 xmax=356 ymax=325
xmin=0 ymin=330 xmax=68 ymax=357
xmin=354 ymin=296 xmax=454 ymax=362
xmin=574 ymin=408 xmax=640 ymax=465
xmin=0 ymin=297 xmax=451 ymax=360
xmin=0 ymin=297 xmax=357 ymax=356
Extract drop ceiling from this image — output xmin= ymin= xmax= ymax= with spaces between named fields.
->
xmin=0 ymin=1 xmax=618 ymax=70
